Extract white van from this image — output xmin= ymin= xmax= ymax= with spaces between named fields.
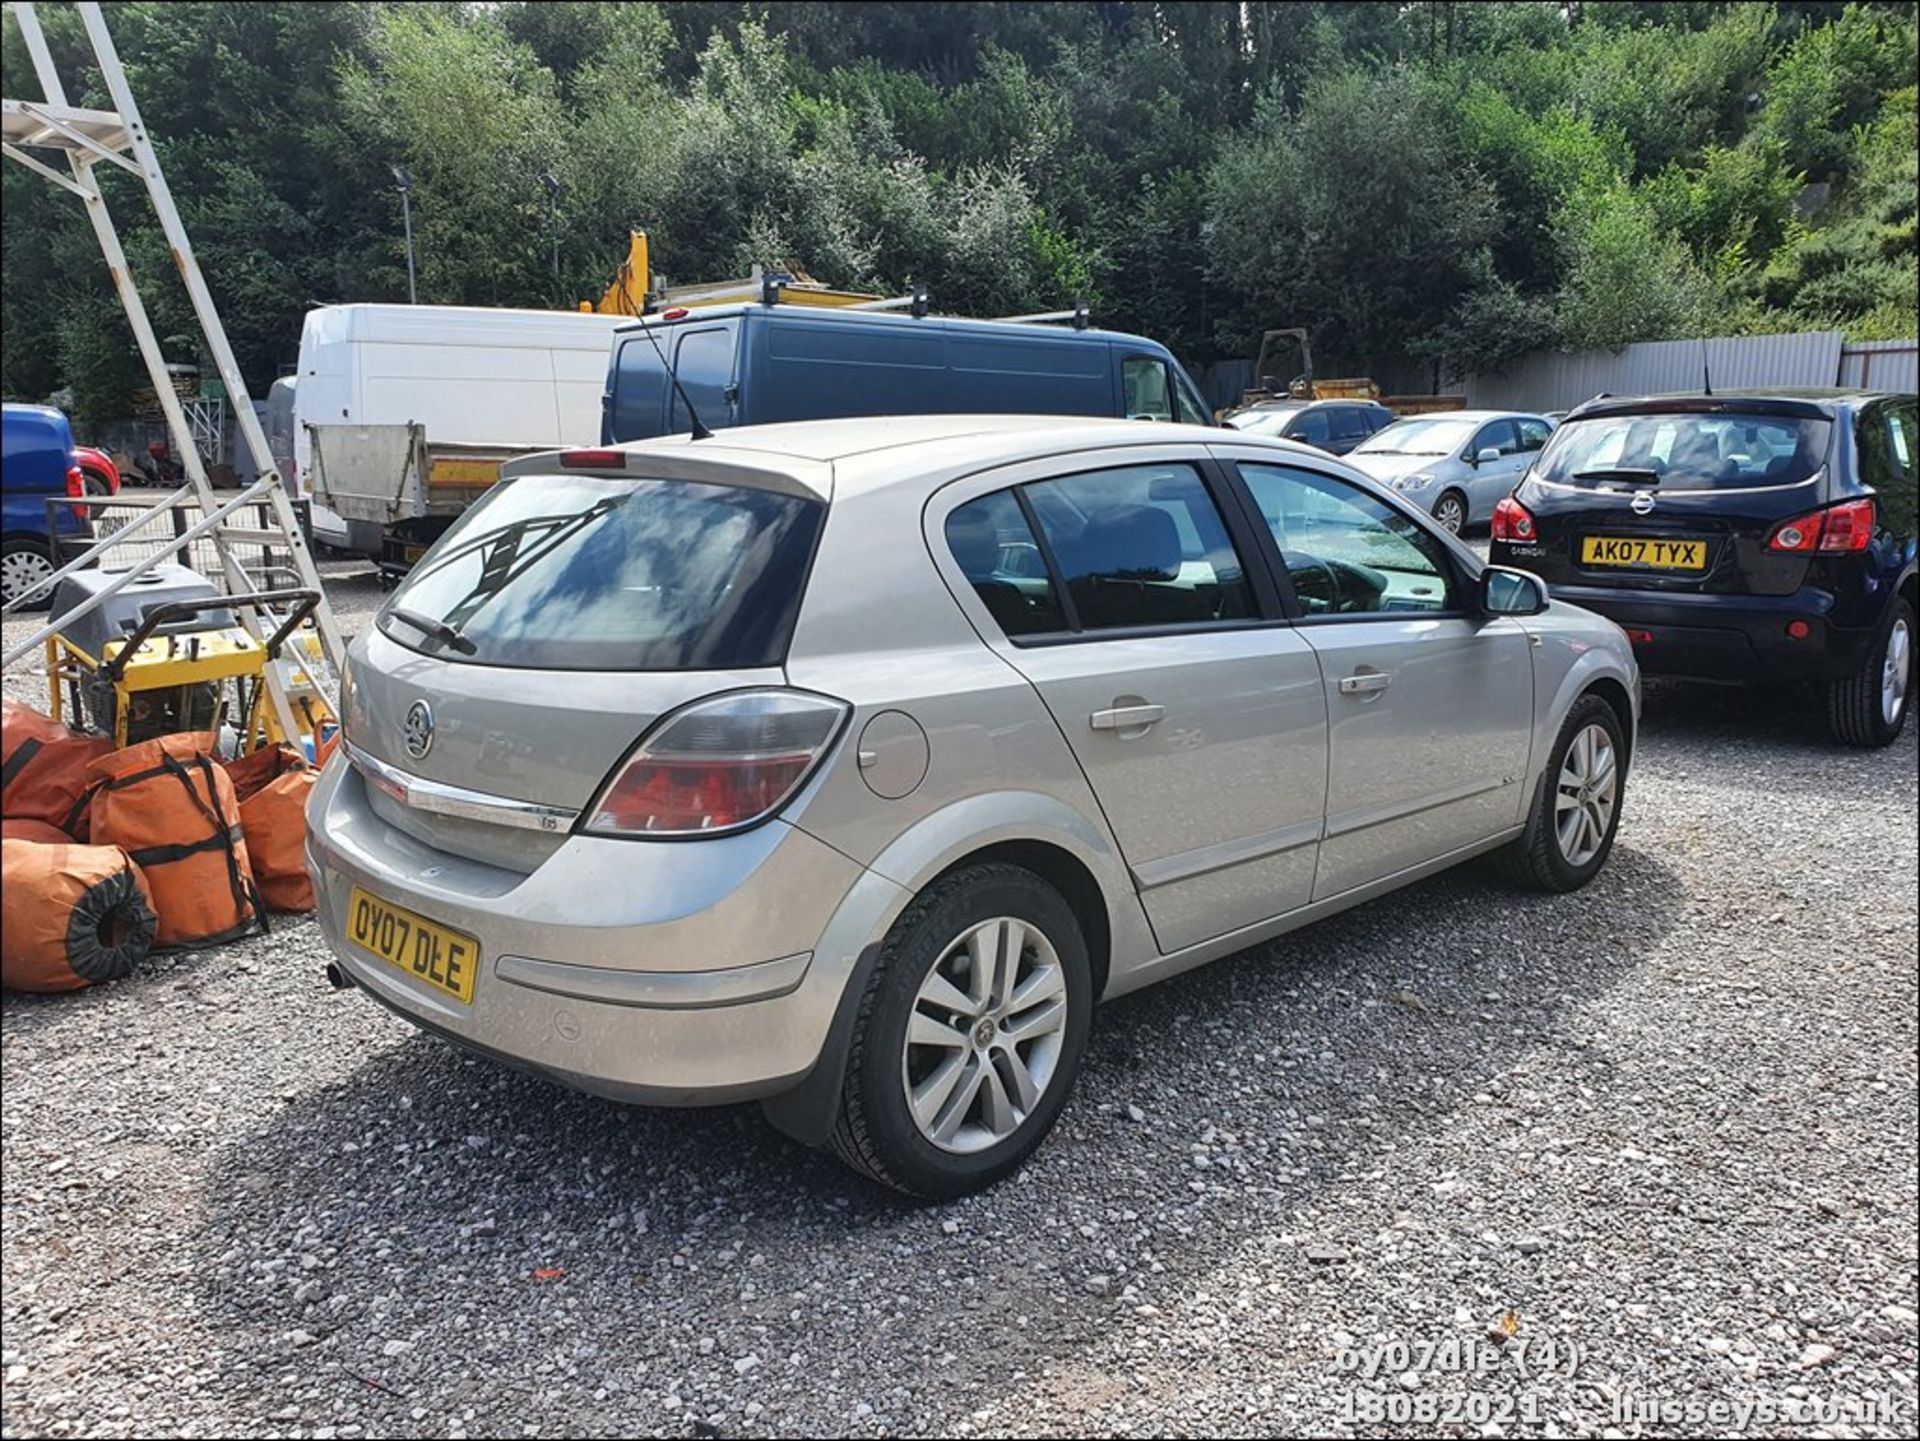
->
xmin=293 ymin=304 xmax=627 ymax=560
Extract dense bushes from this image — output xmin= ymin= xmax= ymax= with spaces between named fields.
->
xmin=2 ymin=1 xmax=1914 ymax=420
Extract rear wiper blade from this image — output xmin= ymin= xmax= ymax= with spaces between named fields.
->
xmin=1571 ymin=467 xmax=1662 ymax=487
xmin=388 ymin=606 xmax=476 ymax=655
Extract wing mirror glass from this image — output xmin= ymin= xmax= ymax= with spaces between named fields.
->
xmin=1478 ymin=565 xmax=1548 ymax=617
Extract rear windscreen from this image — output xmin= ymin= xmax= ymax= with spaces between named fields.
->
xmin=378 ymin=473 xmax=822 ymax=670
xmin=1536 ymin=413 xmax=1831 ymax=490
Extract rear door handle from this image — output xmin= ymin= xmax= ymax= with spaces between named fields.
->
xmin=1089 ymin=703 xmax=1166 ymax=731
xmin=1338 ymin=671 xmax=1393 ymax=695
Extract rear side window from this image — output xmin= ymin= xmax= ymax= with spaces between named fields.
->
xmin=1516 ymin=418 xmax=1553 ymax=452
xmin=379 ymin=473 xmax=822 ymax=670
xmin=1860 ymin=401 xmax=1918 ymax=541
xmin=1022 ymin=464 xmax=1253 ymax=632
xmin=1538 ymin=412 xmax=1832 ymax=490
xmin=943 ymin=491 xmax=1066 ymax=637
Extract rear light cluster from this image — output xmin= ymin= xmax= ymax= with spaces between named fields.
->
xmin=1767 ymin=498 xmax=1874 ymax=554
xmin=583 ymin=690 xmax=849 ymax=837
xmin=1491 ymin=495 xmax=1536 ymax=542
xmin=65 ymin=463 xmax=86 ymax=524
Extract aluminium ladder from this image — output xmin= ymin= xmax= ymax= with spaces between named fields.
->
xmin=1 ymin=0 xmax=342 ymax=743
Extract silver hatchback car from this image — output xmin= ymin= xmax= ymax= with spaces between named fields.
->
xmin=1347 ymin=410 xmax=1557 ymax=534
xmin=309 ymin=416 xmax=1638 ymax=1197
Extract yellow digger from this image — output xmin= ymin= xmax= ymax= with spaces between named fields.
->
xmin=581 ymin=231 xmax=881 ymax=317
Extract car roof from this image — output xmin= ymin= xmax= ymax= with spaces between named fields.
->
xmin=567 ymin=414 xmax=1338 ymax=502
xmin=1375 ymin=408 xmax=1549 ymax=423
xmin=1564 ymin=388 xmax=1897 ymax=421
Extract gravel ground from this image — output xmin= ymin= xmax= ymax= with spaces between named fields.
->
xmin=3 ymin=558 xmax=1915 ymax=1439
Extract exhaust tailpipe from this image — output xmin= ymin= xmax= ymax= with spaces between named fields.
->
xmin=324 ymin=962 xmax=354 ymax=991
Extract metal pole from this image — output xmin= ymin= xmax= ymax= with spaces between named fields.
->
xmin=401 ymin=186 xmax=418 ymax=304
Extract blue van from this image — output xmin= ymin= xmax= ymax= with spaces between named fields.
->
xmin=2 ymin=403 xmax=89 ymax=610
xmin=601 ymin=304 xmax=1214 ymax=443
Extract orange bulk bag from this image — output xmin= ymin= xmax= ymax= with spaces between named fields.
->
xmin=223 ymin=745 xmax=316 ymax=912
xmin=2 ymin=817 xmax=75 ymax=844
xmin=2 ymin=697 xmax=110 ymax=839
xmin=1 ymin=838 xmax=158 ymax=992
xmin=85 ymin=733 xmax=265 ymax=948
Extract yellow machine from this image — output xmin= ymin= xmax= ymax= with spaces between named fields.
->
xmin=1232 ymin=326 xmax=1466 ymax=417
xmin=46 ymin=586 xmax=333 ymax=754
xmin=581 ymin=231 xmax=882 ymax=317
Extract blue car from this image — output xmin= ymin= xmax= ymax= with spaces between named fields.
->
xmin=2 ymin=403 xmax=90 ymax=609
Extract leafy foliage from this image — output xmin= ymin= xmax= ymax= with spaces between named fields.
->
xmin=2 ymin=0 xmax=1915 ymax=417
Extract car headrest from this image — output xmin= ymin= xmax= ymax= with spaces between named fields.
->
xmin=947 ymin=507 xmax=1005 ymax=580
xmin=1083 ymin=503 xmax=1181 ymax=583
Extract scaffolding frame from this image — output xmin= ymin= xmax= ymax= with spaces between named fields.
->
xmin=2 ymin=1 xmax=341 ymax=741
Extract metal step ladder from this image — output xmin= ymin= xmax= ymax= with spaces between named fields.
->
xmin=1 ymin=0 xmax=343 ymax=744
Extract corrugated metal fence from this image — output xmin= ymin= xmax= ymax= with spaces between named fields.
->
xmin=1460 ymin=332 xmax=1916 ymax=412
xmin=1837 ymin=339 xmax=1920 ymax=393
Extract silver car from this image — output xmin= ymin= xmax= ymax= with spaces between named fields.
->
xmin=1347 ymin=410 xmax=1557 ymax=533
xmin=309 ymin=416 xmax=1638 ymax=1197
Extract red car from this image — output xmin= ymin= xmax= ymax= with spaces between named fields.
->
xmin=73 ymin=445 xmax=120 ymax=496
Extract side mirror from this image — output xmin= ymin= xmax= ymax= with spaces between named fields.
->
xmin=1478 ymin=565 xmax=1548 ymax=618
xmin=1476 ymin=446 xmax=1502 ymax=465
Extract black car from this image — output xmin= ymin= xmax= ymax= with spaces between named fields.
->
xmin=1490 ymin=389 xmax=1917 ymax=747
xmin=1223 ymin=399 xmax=1394 ymax=455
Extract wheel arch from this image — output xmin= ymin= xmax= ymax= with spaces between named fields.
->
xmin=1580 ymin=674 xmax=1636 ymax=770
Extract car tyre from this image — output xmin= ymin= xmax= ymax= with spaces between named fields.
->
xmin=1826 ymin=597 xmax=1912 ymax=748
xmin=1 ymin=537 xmax=58 ymax=611
xmin=830 ymin=862 xmax=1092 ymax=1199
xmin=1498 ymin=693 xmax=1626 ymax=893
xmin=1433 ymin=490 xmax=1468 ymax=534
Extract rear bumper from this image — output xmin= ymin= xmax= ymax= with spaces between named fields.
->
xmin=1544 ymin=583 xmax=1875 ymax=682
xmin=305 ymin=755 xmax=890 ymax=1106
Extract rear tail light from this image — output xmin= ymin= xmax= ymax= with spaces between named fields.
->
xmin=65 ymin=463 xmax=86 ymax=523
xmin=1492 ymin=495 xmax=1536 ymax=542
xmin=583 ymin=689 xmax=849 ymax=837
xmin=1767 ymin=497 xmax=1874 ymax=554
xmin=558 ymin=448 xmax=627 ymax=469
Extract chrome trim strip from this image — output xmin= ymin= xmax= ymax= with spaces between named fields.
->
xmin=345 ymin=740 xmax=580 ymax=834
xmin=1132 ymin=818 xmax=1324 ymax=890
xmin=494 ymin=951 xmax=812 ymax=1010
xmin=1527 ymin=474 xmax=1819 ymax=499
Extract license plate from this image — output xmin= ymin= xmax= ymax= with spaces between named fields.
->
xmin=1580 ymin=535 xmax=1707 ymax=571
xmin=347 ymin=885 xmax=480 ymax=1004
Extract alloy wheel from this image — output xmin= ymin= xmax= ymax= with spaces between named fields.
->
xmin=1882 ymin=617 xmax=1911 ymax=727
xmin=1435 ymin=495 xmax=1465 ymax=534
xmin=901 ymin=916 xmax=1070 ymax=1155
xmin=1554 ymin=722 xmax=1617 ymax=868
